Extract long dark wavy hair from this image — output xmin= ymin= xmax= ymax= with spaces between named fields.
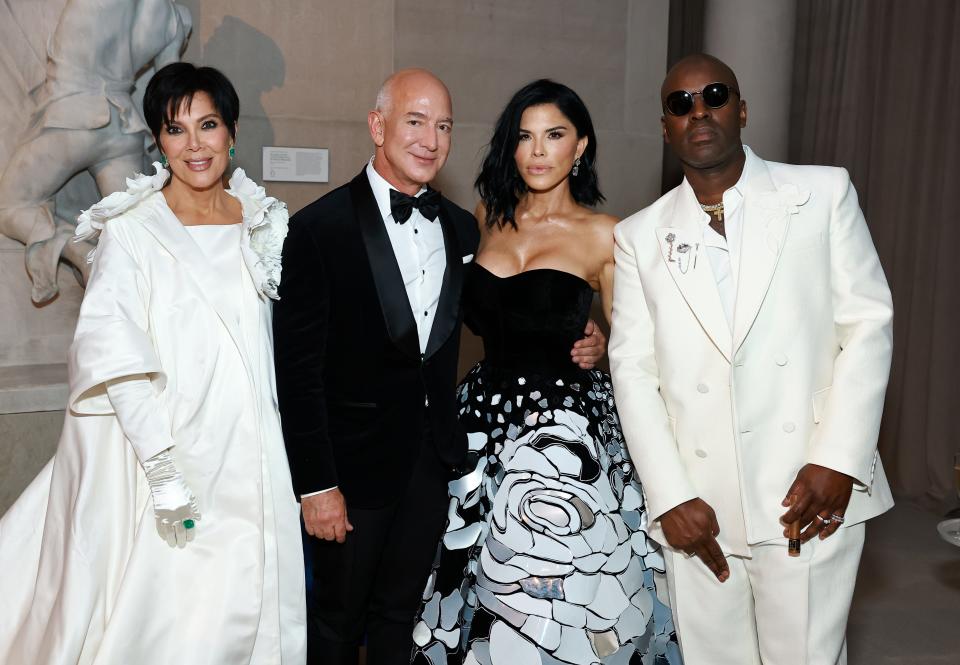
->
xmin=476 ymin=79 xmax=603 ymax=230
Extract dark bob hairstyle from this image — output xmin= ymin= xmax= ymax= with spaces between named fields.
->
xmin=476 ymin=79 xmax=603 ymax=230
xmin=143 ymin=62 xmax=240 ymax=145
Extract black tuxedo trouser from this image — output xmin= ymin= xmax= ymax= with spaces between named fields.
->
xmin=304 ymin=425 xmax=449 ymax=665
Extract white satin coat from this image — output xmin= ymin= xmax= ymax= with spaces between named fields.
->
xmin=609 ymin=148 xmax=895 ymax=556
xmin=0 ymin=168 xmax=306 ymax=664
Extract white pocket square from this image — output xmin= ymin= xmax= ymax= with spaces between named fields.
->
xmin=461 ymin=254 xmax=474 ymax=264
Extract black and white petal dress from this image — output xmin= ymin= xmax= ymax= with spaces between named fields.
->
xmin=411 ymin=264 xmax=681 ymax=665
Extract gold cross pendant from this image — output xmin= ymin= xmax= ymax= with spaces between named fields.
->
xmin=701 ymin=203 xmax=724 ymax=222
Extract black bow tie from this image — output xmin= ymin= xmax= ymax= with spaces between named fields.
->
xmin=389 ymin=188 xmax=440 ymax=224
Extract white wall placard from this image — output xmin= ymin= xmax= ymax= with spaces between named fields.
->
xmin=262 ymin=146 xmax=329 ymax=183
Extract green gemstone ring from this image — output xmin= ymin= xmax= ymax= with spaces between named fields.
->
xmin=183 ymin=519 xmax=195 ymax=529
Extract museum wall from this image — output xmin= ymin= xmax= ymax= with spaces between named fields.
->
xmin=178 ymin=0 xmax=669 ymax=218
xmin=0 ymin=0 xmax=669 ymax=514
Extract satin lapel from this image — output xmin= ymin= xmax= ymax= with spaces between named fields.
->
xmin=424 ymin=199 xmax=463 ymax=359
xmin=349 ymin=173 xmax=420 ymax=361
xmin=659 ymin=191 xmax=733 ymax=362
xmin=138 ymin=195 xmax=252 ymax=378
xmin=731 ymin=165 xmax=807 ymax=353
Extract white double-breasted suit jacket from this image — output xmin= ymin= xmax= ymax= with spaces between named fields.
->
xmin=609 ymin=147 xmax=894 ymax=556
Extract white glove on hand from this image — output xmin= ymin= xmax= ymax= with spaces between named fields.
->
xmin=142 ymin=448 xmax=201 ymax=548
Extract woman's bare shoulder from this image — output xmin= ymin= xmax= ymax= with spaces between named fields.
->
xmin=474 ymin=201 xmax=492 ymax=233
xmin=585 ymin=210 xmax=620 ymax=229
xmin=575 ymin=209 xmax=618 ymax=241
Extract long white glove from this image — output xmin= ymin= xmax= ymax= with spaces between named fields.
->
xmin=105 ymin=375 xmax=203 ymax=548
xmin=142 ymin=448 xmax=201 ymax=548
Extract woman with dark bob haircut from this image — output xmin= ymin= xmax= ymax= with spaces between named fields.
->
xmin=0 ymin=62 xmax=306 ymax=664
xmin=411 ymin=79 xmax=681 ymax=665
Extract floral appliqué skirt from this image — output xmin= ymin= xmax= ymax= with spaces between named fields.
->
xmin=411 ymin=363 xmax=682 ymax=665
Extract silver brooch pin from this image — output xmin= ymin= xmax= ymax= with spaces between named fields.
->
xmin=677 ymin=243 xmax=691 ymax=274
xmin=665 ymin=233 xmax=676 ymax=262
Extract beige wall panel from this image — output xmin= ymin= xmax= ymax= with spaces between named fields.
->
xmin=235 ymin=117 xmax=380 ymax=214
xmin=0 ymin=410 xmax=62 ymax=515
xmin=625 ymin=0 xmax=670 ymax=137
xmin=186 ymin=0 xmax=394 ymax=120
xmin=704 ymin=0 xmax=796 ymax=161
xmin=172 ymin=0 xmax=668 ymax=217
xmin=595 ymin=131 xmax=665 ymax=220
xmin=394 ymin=0 xmax=628 ymax=131
xmin=181 ymin=0 xmax=395 ymax=182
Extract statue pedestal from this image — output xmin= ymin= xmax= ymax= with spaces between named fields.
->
xmin=0 ymin=363 xmax=69 ymax=414
xmin=0 ymin=236 xmax=82 ymax=413
xmin=0 ymin=238 xmax=78 ymax=512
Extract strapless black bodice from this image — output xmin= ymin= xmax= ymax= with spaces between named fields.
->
xmin=463 ymin=263 xmax=594 ymax=376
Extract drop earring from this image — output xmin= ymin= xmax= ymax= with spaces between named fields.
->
xmin=229 ymin=145 xmax=236 ymax=160
xmin=571 ymin=156 xmax=581 ymax=177
xmin=160 ymin=154 xmax=168 ymax=167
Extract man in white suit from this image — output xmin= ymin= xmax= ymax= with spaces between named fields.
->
xmin=609 ymin=53 xmax=894 ymax=665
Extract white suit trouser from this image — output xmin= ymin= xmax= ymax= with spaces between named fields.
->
xmin=663 ymin=523 xmax=865 ymax=665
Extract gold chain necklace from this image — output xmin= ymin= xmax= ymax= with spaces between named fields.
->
xmin=700 ymin=202 xmax=724 ymax=222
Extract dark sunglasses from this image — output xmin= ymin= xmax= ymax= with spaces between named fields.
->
xmin=664 ymin=82 xmax=740 ymax=116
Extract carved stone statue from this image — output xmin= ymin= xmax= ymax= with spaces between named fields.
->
xmin=0 ymin=0 xmax=191 ymax=304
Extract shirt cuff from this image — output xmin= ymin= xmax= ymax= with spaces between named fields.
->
xmin=301 ymin=486 xmax=338 ymax=499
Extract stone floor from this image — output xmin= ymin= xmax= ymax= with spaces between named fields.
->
xmin=848 ymin=502 xmax=960 ymax=665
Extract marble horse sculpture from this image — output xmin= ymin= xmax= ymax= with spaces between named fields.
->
xmin=0 ymin=0 xmax=191 ymax=304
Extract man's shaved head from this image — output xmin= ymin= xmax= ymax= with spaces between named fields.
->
xmin=375 ymin=68 xmax=451 ymax=118
xmin=661 ymin=53 xmax=740 ymax=102
xmin=658 ymin=52 xmax=746 ymax=175
xmin=368 ymin=68 xmax=454 ymax=194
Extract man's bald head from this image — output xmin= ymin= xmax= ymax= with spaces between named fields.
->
xmin=375 ymin=68 xmax=452 ymax=118
xmin=661 ymin=53 xmax=740 ymax=102
xmin=658 ymin=52 xmax=746 ymax=175
xmin=368 ymin=68 xmax=454 ymax=194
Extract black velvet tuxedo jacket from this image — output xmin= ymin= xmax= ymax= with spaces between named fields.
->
xmin=273 ymin=169 xmax=480 ymax=508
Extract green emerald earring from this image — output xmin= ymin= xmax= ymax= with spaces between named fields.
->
xmin=160 ymin=154 xmax=168 ymax=167
xmin=229 ymin=146 xmax=236 ymax=160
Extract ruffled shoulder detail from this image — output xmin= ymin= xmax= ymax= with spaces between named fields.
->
xmin=75 ymin=162 xmax=169 ymax=244
xmin=228 ymin=168 xmax=289 ymax=301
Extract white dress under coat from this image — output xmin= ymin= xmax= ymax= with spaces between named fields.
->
xmin=0 ymin=166 xmax=306 ymax=664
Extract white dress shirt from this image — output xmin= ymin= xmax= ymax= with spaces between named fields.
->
xmin=302 ymin=160 xmax=448 ymax=499
xmin=365 ymin=158 xmax=447 ymax=353
xmin=701 ymin=157 xmax=752 ymax=330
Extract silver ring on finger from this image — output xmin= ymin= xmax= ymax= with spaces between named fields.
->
xmin=820 ymin=517 xmax=833 ymax=526
xmin=831 ymin=513 xmax=845 ymax=524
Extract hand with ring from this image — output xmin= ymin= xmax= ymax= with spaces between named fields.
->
xmin=142 ymin=448 xmax=202 ymax=548
xmin=780 ymin=463 xmax=853 ymax=543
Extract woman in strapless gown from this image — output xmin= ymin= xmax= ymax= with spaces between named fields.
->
xmin=411 ymin=81 xmax=680 ymax=665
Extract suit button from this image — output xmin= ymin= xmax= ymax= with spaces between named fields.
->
xmin=775 ymin=353 xmax=788 ymax=366
xmin=695 ymin=449 xmax=708 ymax=458
xmin=697 ymin=383 xmax=709 ymax=394
xmin=783 ymin=421 xmax=796 ymax=433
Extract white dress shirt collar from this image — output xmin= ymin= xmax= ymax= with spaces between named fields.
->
xmin=365 ymin=157 xmax=428 ymax=224
xmin=692 ymin=146 xmax=760 ymax=331
xmin=691 ymin=145 xmax=757 ymax=232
